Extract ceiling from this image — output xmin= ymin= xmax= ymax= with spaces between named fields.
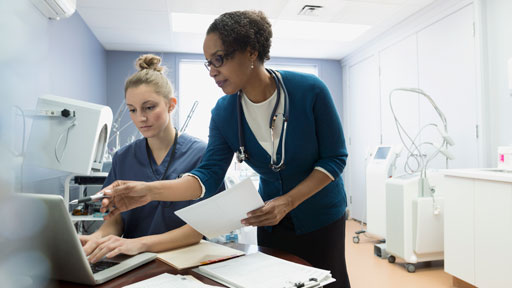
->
xmin=76 ymin=0 xmax=436 ymax=60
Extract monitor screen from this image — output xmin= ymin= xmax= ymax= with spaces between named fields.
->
xmin=374 ymin=147 xmax=391 ymax=160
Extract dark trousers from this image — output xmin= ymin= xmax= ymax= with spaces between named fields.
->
xmin=257 ymin=215 xmax=351 ymax=288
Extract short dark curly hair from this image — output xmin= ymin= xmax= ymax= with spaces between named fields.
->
xmin=207 ymin=10 xmax=272 ymax=63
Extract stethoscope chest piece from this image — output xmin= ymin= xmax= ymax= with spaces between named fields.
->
xmin=236 ymin=146 xmax=248 ymax=163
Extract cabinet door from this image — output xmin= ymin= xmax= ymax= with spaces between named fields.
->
xmin=443 ymin=176 xmax=475 ymax=284
xmin=379 ymin=34 xmax=420 ymax=176
xmin=417 ymin=4 xmax=479 ymax=169
xmin=346 ymin=55 xmax=381 ymax=221
xmin=474 ymin=181 xmax=512 ymax=287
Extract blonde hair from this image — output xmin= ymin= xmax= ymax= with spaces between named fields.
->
xmin=124 ymin=54 xmax=174 ymax=100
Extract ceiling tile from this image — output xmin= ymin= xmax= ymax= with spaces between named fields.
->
xmin=78 ymin=8 xmax=170 ymax=31
xmin=166 ymin=0 xmax=288 ymax=18
xmin=93 ymin=28 xmax=171 ymax=45
xmin=77 ymin=0 xmax=167 ymax=11
xmin=332 ymin=1 xmax=403 ymax=25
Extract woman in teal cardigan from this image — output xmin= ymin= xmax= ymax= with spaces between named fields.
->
xmin=102 ymin=10 xmax=350 ymax=288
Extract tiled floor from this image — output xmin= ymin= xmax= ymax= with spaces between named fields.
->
xmin=345 ymin=219 xmax=454 ymax=288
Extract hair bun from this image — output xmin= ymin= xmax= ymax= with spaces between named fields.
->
xmin=135 ymin=54 xmax=165 ymax=72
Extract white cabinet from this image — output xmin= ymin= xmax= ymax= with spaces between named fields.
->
xmin=417 ymin=5 xmax=479 ymax=170
xmin=443 ymin=176 xmax=475 ymax=283
xmin=442 ymin=170 xmax=512 ymax=287
xmin=345 ymin=56 xmax=381 ymax=221
xmin=474 ymin=181 xmax=512 ymax=287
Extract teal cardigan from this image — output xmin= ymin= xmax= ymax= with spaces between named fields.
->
xmin=190 ymin=70 xmax=348 ymax=234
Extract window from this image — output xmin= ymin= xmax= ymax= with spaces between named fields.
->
xmin=267 ymin=63 xmax=318 ymax=76
xmin=177 ymin=60 xmax=224 ymax=141
xmin=178 ymin=60 xmax=318 ymax=141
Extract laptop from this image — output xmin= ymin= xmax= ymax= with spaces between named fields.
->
xmin=8 ymin=193 xmax=156 ymax=285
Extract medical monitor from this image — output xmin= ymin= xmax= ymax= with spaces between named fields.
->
xmin=374 ymin=146 xmax=391 ymax=160
xmin=25 ymin=95 xmax=112 ymax=175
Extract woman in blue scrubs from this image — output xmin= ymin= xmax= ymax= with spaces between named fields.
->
xmin=101 ymin=11 xmax=350 ymax=287
xmin=80 ymin=54 xmax=208 ymax=263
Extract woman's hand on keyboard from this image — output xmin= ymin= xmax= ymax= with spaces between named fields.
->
xmin=86 ymin=235 xmax=146 ymax=264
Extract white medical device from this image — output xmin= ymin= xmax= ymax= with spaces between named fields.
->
xmin=385 ymin=88 xmax=450 ymax=272
xmin=385 ymin=172 xmax=444 ymax=273
xmin=25 ymin=95 xmax=112 ymax=175
xmin=366 ymin=145 xmax=401 ymax=239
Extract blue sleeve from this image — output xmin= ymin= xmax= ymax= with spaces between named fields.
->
xmin=312 ymin=78 xmax=348 ymax=179
xmin=190 ymin=114 xmax=233 ymax=198
xmin=102 ymin=153 xmax=118 ymax=188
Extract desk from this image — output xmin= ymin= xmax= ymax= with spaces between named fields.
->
xmin=441 ymin=169 xmax=512 ymax=287
xmin=54 ymin=243 xmax=311 ymax=287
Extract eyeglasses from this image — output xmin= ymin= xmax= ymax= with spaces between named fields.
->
xmin=204 ymin=52 xmax=232 ymax=71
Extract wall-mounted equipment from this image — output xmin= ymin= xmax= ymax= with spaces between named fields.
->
xmin=25 ymin=95 xmax=112 ymax=175
xmin=30 ymin=0 xmax=76 ymax=20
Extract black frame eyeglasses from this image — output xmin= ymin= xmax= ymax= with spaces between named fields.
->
xmin=204 ymin=52 xmax=232 ymax=71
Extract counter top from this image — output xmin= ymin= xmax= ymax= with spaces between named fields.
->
xmin=441 ymin=168 xmax=512 ymax=183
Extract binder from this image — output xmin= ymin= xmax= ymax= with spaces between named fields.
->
xmin=157 ymin=240 xmax=245 ymax=270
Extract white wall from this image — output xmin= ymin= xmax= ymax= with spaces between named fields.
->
xmin=481 ymin=0 xmax=512 ymax=166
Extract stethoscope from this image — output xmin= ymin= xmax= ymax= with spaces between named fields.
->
xmin=236 ymin=68 xmax=290 ymax=172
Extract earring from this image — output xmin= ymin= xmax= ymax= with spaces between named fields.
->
xmin=251 ymin=61 xmax=254 ymax=69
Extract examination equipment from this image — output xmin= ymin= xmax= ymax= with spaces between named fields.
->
xmin=25 ymin=94 xmax=112 ymax=175
xmin=180 ymin=100 xmax=199 ymax=134
xmin=353 ymin=145 xmax=401 ymax=251
xmin=385 ymin=88 xmax=451 ymax=272
xmin=389 ymin=88 xmax=454 ymax=196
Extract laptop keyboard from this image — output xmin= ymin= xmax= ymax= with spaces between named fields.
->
xmin=90 ymin=260 xmax=119 ymax=273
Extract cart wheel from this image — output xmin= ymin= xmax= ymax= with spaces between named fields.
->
xmin=387 ymin=255 xmax=396 ymax=263
xmin=406 ymin=263 xmax=416 ymax=273
xmin=353 ymin=236 xmax=360 ymax=244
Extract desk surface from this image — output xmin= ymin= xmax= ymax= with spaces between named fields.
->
xmin=442 ymin=168 xmax=512 ymax=183
xmin=54 ymin=243 xmax=311 ymax=287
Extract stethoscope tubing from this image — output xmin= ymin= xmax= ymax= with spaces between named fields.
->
xmin=236 ymin=68 xmax=289 ymax=171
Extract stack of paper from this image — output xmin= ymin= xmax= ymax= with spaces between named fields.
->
xmin=194 ymin=252 xmax=336 ymax=288
xmin=157 ymin=240 xmax=245 ymax=270
xmin=123 ymin=273 xmax=218 ymax=288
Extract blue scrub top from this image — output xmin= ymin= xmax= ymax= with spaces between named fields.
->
xmin=103 ymin=133 xmax=207 ymax=239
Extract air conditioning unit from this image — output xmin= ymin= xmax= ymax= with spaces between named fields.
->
xmin=31 ymin=0 xmax=76 ymax=20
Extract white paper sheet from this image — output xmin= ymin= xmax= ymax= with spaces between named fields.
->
xmin=175 ymin=178 xmax=264 ymax=238
xmin=123 ymin=273 xmax=218 ymax=288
